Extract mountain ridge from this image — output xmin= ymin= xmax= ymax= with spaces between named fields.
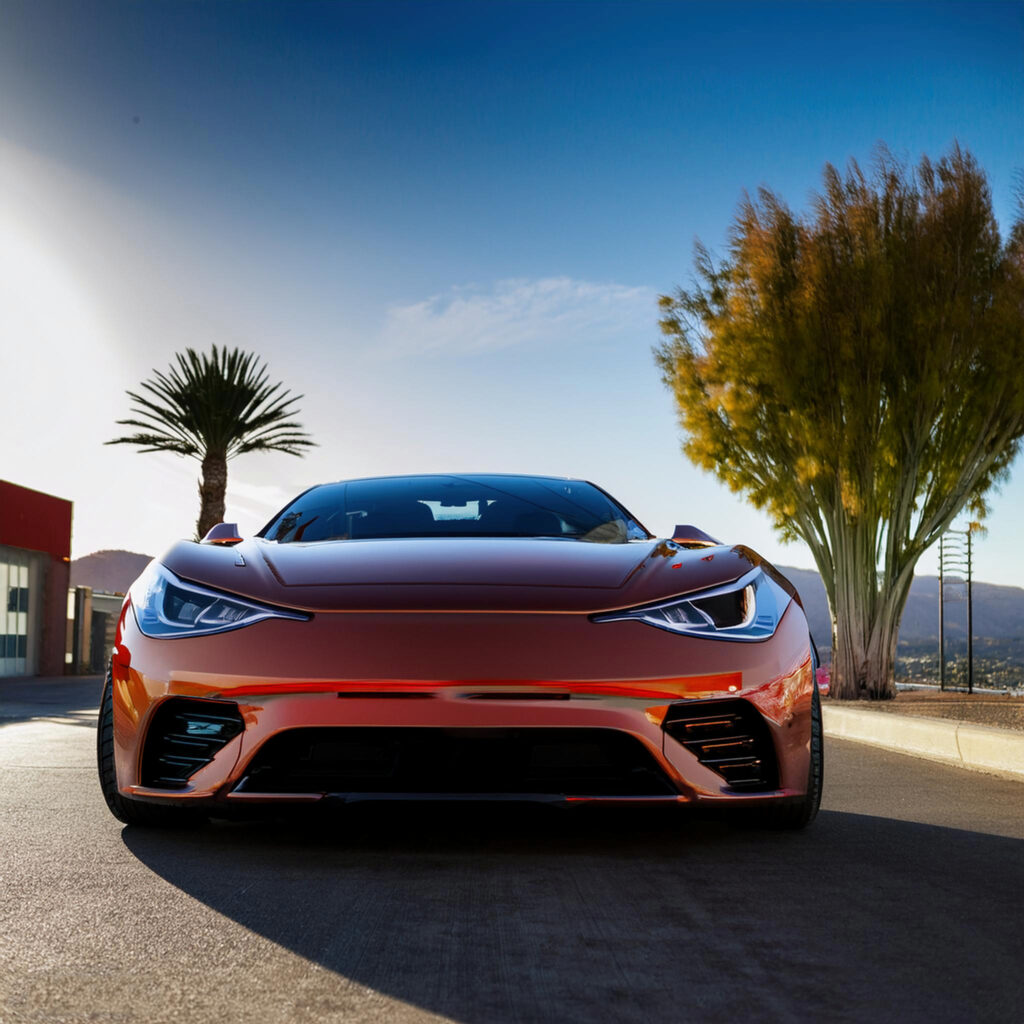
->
xmin=70 ymin=550 xmax=152 ymax=594
xmin=778 ymin=565 xmax=1024 ymax=649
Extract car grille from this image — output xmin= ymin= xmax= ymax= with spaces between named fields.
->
xmin=234 ymin=727 xmax=677 ymax=797
xmin=662 ymin=699 xmax=779 ymax=791
xmin=140 ymin=698 xmax=245 ymax=789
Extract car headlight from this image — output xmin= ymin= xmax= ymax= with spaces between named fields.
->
xmin=591 ymin=568 xmax=790 ymax=641
xmin=130 ymin=562 xmax=310 ymax=639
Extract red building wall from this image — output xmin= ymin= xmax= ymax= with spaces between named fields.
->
xmin=0 ymin=481 xmax=73 ymax=559
xmin=0 ymin=481 xmax=73 ymax=676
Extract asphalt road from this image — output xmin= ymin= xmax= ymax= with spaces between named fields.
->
xmin=1 ymin=677 xmax=1022 ymax=1024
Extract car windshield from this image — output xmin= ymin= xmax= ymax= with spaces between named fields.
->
xmin=261 ymin=475 xmax=650 ymax=544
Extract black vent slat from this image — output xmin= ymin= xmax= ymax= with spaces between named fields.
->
xmin=336 ymin=692 xmax=435 ymax=699
xmin=159 ymin=754 xmax=211 ymax=767
xmin=663 ymin=699 xmax=778 ymax=792
xmin=679 ymin=714 xmax=743 ymax=728
xmin=141 ymin=698 xmax=245 ymax=789
xmin=158 ymin=736 xmax=230 ymax=755
xmin=463 ymin=692 xmax=572 ymax=701
xmin=683 ymin=735 xmax=758 ymax=760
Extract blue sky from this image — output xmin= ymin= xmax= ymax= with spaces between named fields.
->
xmin=1 ymin=0 xmax=1022 ymax=584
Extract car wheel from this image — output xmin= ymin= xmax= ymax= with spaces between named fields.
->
xmin=755 ymin=683 xmax=824 ymax=830
xmin=96 ymin=664 xmax=205 ymax=828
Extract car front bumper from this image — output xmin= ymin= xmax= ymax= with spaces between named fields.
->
xmin=110 ymin=600 xmax=815 ymax=808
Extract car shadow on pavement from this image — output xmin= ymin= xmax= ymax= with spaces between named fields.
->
xmin=122 ymin=804 xmax=1024 ymax=1023
xmin=0 ymin=675 xmax=102 ymax=728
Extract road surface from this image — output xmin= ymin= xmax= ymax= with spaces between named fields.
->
xmin=1 ymin=677 xmax=1021 ymax=1023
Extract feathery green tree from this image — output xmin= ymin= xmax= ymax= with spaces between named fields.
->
xmin=108 ymin=346 xmax=315 ymax=539
xmin=655 ymin=144 xmax=1024 ymax=699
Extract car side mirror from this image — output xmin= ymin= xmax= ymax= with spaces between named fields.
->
xmin=672 ymin=524 xmax=721 ymax=545
xmin=201 ymin=522 xmax=244 ymax=545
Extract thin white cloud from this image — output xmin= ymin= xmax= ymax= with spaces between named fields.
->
xmin=224 ymin=479 xmax=296 ymax=518
xmin=379 ymin=277 xmax=656 ymax=356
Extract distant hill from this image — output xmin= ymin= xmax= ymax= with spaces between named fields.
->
xmin=70 ymin=550 xmax=152 ymax=594
xmin=778 ymin=565 xmax=1024 ymax=652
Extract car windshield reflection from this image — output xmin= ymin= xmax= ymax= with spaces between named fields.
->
xmin=261 ymin=474 xmax=650 ymax=544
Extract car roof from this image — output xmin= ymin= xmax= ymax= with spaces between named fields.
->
xmin=315 ymin=472 xmax=584 ymax=487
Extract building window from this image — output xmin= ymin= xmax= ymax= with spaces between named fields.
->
xmin=0 ymin=556 xmax=31 ymax=676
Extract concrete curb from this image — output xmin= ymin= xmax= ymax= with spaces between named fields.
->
xmin=822 ymin=706 xmax=1024 ymax=781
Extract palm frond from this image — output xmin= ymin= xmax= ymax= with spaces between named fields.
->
xmin=107 ymin=345 xmax=317 ymax=461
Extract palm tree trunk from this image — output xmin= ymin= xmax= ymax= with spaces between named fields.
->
xmin=196 ymin=450 xmax=228 ymax=540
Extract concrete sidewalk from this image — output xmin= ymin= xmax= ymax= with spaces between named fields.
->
xmin=823 ymin=704 xmax=1024 ymax=781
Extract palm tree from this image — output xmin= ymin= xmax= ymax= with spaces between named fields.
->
xmin=108 ymin=346 xmax=316 ymax=539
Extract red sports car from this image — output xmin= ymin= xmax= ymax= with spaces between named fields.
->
xmin=97 ymin=473 xmax=822 ymax=827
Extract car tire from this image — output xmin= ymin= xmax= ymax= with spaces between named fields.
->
xmin=756 ymin=683 xmax=824 ymax=830
xmin=97 ymin=664 xmax=205 ymax=828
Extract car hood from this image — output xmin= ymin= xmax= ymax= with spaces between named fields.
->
xmin=156 ymin=536 xmax=779 ymax=614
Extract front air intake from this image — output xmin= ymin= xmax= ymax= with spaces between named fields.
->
xmin=662 ymin=699 xmax=778 ymax=791
xmin=234 ymin=727 xmax=676 ymax=797
xmin=140 ymin=698 xmax=245 ymax=789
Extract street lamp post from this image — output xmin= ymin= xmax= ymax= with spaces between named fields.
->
xmin=938 ymin=529 xmax=974 ymax=694
xmin=939 ymin=542 xmax=945 ymax=692
xmin=967 ymin=529 xmax=973 ymax=695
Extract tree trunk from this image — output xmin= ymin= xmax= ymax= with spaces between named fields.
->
xmin=827 ymin=526 xmax=916 ymax=701
xmin=196 ymin=450 xmax=228 ymax=540
xmin=831 ymin=593 xmax=902 ymax=700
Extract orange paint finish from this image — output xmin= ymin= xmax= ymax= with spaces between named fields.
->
xmin=117 ymin=601 xmax=795 ymax=697
xmin=644 ymin=705 xmax=670 ymax=726
xmin=110 ymin=593 xmax=815 ymax=806
xmin=169 ymin=672 xmax=743 ymax=701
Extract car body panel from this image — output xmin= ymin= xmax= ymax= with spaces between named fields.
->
xmin=158 ymin=537 xmax=768 ymax=613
